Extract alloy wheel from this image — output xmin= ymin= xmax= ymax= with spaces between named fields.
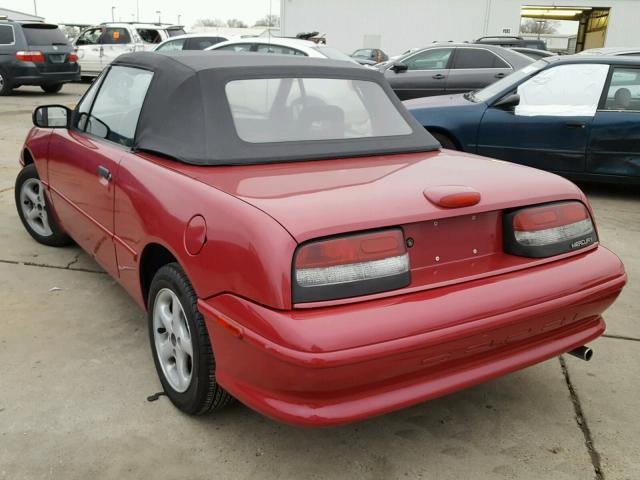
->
xmin=19 ymin=178 xmax=53 ymax=237
xmin=153 ymin=288 xmax=194 ymax=392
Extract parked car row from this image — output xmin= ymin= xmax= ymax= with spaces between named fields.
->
xmin=405 ymin=55 xmax=640 ymax=183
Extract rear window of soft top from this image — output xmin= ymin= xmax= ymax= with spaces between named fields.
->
xmin=22 ymin=24 xmax=69 ymax=46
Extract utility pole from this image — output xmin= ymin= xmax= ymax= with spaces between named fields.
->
xmin=156 ymin=10 xmax=161 ymax=24
xmin=33 ymin=0 xmax=37 ymax=16
xmin=177 ymin=14 xmax=181 ymax=25
xmin=136 ymin=0 xmax=140 ymax=22
xmin=111 ymin=6 xmax=115 ymax=22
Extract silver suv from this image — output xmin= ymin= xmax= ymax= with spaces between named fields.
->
xmin=74 ymin=22 xmax=185 ymax=78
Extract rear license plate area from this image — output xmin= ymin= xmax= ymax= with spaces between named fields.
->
xmin=48 ymin=54 xmax=65 ymax=63
xmin=404 ymin=212 xmax=501 ymax=268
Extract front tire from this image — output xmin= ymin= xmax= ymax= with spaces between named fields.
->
xmin=148 ymin=263 xmax=234 ymax=415
xmin=41 ymin=83 xmax=64 ymax=94
xmin=15 ymin=164 xmax=72 ymax=247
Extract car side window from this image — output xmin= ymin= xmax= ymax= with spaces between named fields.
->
xmin=185 ymin=37 xmax=224 ymax=50
xmin=255 ymin=44 xmax=304 ymax=56
xmin=403 ymin=48 xmax=452 ymax=71
xmin=102 ymin=28 xmax=131 ymax=45
xmin=87 ymin=66 xmax=153 ymax=146
xmin=353 ymin=49 xmax=372 ymax=59
xmin=75 ymin=71 xmax=107 ymax=130
xmin=0 ymin=25 xmax=15 ymax=45
xmin=156 ymin=38 xmax=186 ymax=52
xmin=453 ymin=48 xmax=510 ymax=69
xmin=76 ymin=28 xmax=102 ymax=45
xmin=602 ymin=68 xmax=640 ymax=112
xmin=214 ymin=43 xmax=254 ymax=52
xmin=137 ymin=29 xmax=162 ymax=44
xmin=515 ymin=63 xmax=610 ymax=117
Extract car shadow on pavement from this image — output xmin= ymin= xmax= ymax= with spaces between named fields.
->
xmin=170 ymin=364 xmax=583 ymax=478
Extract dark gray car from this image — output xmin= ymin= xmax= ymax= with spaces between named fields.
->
xmin=0 ymin=19 xmax=79 ymax=95
xmin=379 ymin=43 xmax=533 ymax=100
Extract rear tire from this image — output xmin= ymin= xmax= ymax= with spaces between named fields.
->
xmin=148 ymin=263 xmax=234 ymax=415
xmin=41 ymin=83 xmax=63 ymax=94
xmin=15 ymin=164 xmax=72 ymax=247
xmin=0 ymin=69 xmax=13 ymax=96
xmin=431 ymin=131 xmax=459 ymax=150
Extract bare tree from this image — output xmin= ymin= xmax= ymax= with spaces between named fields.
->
xmin=520 ymin=19 xmax=559 ymax=34
xmin=254 ymin=14 xmax=280 ymax=27
xmin=194 ymin=18 xmax=226 ymax=27
xmin=227 ymin=18 xmax=248 ymax=28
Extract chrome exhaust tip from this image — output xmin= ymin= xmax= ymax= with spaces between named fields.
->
xmin=568 ymin=346 xmax=593 ymax=361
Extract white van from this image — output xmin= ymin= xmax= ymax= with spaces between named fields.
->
xmin=74 ymin=23 xmax=185 ymax=77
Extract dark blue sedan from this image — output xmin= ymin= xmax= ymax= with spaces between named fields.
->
xmin=404 ymin=56 xmax=640 ymax=184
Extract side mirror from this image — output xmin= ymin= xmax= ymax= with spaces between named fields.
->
xmin=493 ymin=93 xmax=520 ymax=109
xmin=33 ymin=105 xmax=70 ymax=128
xmin=391 ymin=62 xmax=408 ymax=73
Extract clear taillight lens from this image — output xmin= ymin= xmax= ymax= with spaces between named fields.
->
xmin=293 ymin=229 xmax=410 ymax=303
xmin=504 ymin=201 xmax=597 ymax=258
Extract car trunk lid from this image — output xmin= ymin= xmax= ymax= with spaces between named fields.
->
xmin=166 ymin=149 xmax=588 ymax=302
xmin=182 ymin=149 xmax=583 ymax=243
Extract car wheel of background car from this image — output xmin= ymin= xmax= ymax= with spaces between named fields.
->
xmin=148 ymin=263 xmax=234 ymax=415
xmin=0 ymin=69 xmax=13 ymax=96
xmin=430 ymin=131 xmax=459 ymax=150
xmin=14 ymin=164 xmax=72 ymax=247
xmin=40 ymin=83 xmax=64 ymax=94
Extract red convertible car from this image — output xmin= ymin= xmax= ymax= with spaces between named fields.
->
xmin=15 ymin=52 xmax=626 ymax=426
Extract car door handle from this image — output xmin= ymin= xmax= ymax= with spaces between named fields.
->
xmin=494 ymin=72 xmax=506 ymax=79
xmin=565 ymin=121 xmax=587 ymax=128
xmin=432 ymin=74 xmax=446 ymax=80
xmin=97 ymin=165 xmax=112 ymax=181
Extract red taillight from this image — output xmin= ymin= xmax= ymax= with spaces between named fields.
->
xmin=16 ymin=50 xmax=44 ymax=62
xmin=68 ymin=52 xmax=78 ymax=63
xmin=513 ymin=203 xmax=589 ymax=232
xmin=16 ymin=51 xmax=45 ymax=62
xmin=504 ymin=201 xmax=597 ymax=258
xmin=293 ymin=229 xmax=410 ymax=303
xmin=295 ymin=230 xmax=405 ymax=269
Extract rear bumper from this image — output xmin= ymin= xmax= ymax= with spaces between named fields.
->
xmin=10 ymin=63 xmax=80 ymax=86
xmin=199 ymin=247 xmax=626 ymax=426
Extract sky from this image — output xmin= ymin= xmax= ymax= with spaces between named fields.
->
xmin=4 ymin=0 xmax=281 ymax=28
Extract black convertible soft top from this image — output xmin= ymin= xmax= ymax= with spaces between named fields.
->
xmin=112 ymin=51 xmax=439 ymax=166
